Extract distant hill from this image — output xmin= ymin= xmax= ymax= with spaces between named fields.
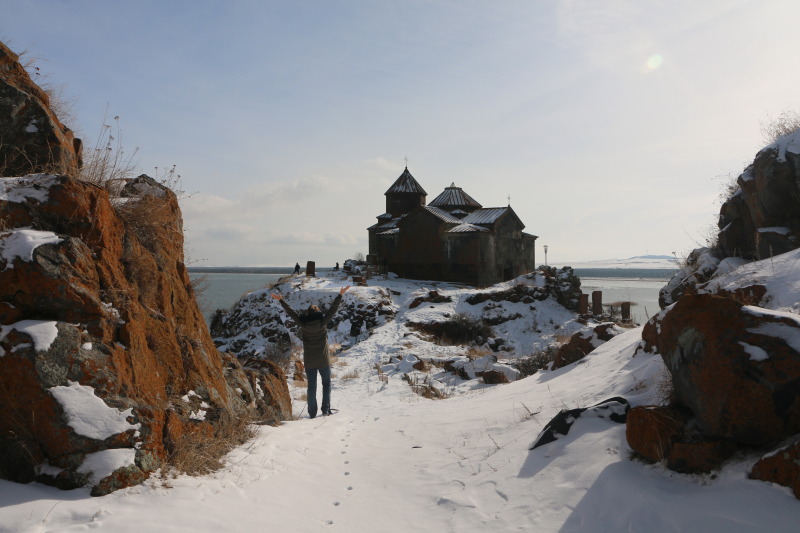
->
xmin=559 ymin=255 xmax=678 ymax=269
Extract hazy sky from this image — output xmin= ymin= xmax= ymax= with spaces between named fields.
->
xmin=4 ymin=0 xmax=799 ymax=267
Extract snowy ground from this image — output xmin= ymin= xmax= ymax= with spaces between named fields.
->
xmin=2 ymin=274 xmax=800 ymax=532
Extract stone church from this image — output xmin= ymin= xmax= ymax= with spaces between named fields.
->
xmin=367 ymin=167 xmax=538 ymax=286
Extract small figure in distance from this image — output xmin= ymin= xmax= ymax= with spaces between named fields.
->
xmin=334 ymin=262 xmax=339 ymax=271
xmin=294 ymin=262 xmax=300 ymax=275
xmin=271 ymin=286 xmax=351 ymax=418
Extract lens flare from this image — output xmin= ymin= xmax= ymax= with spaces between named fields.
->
xmin=645 ymin=54 xmax=664 ymax=71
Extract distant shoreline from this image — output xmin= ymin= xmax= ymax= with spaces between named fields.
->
xmin=187 ymin=266 xmax=676 ymax=280
xmin=187 ymin=267 xmax=296 ymax=274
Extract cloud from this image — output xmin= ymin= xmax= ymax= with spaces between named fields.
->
xmin=200 ymin=223 xmax=260 ymax=242
xmin=242 ymin=175 xmax=336 ymax=209
xmin=265 ymin=231 xmax=359 ymax=246
xmin=180 ymin=193 xmax=236 ymax=217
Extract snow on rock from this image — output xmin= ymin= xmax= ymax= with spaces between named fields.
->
xmin=48 ymin=381 xmax=140 ymax=440
xmin=768 ymin=127 xmax=800 ymax=162
xmin=0 ymin=228 xmax=62 ymax=268
xmin=0 ymin=319 xmax=59 ymax=353
xmin=0 ymin=174 xmax=59 ymax=203
xmin=701 ymin=248 xmax=800 ymax=313
xmin=659 ymin=247 xmax=720 ymax=308
xmin=77 ymin=448 xmax=137 ymax=483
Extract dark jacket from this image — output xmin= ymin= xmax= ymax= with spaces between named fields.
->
xmin=278 ymin=294 xmax=343 ymax=369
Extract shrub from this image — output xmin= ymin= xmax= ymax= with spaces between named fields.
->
xmin=409 ymin=313 xmax=492 ymax=345
xmin=761 ymin=108 xmax=800 ymax=144
xmin=165 ymin=412 xmax=256 ymax=476
xmin=515 ymin=345 xmax=560 ymax=377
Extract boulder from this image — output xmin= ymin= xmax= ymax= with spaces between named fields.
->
xmin=626 ymin=405 xmax=688 ymax=463
xmin=0 ymin=42 xmax=82 ymax=176
xmin=531 ymin=397 xmax=629 ymax=450
xmin=644 ymin=293 xmax=800 ymax=447
xmin=0 ymin=174 xmax=290 ymax=495
xmin=666 ymin=438 xmax=738 ymax=474
xmin=551 ymin=322 xmax=623 ymax=369
xmin=658 ymin=248 xmax=720 ymax=309
xmin=750 ymin=441 xmax=800 ymax=499
xmin=480 ymin=370 xmax=509 ymax=384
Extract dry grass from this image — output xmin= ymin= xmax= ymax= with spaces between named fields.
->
xmin=339 ymin=369 xmax=360 ymax=380
xmin=515 ymin=345 xmax=560 ymax=377
xmin=655 ymin=367 xmax=675 ymax=406
xmin=761 ymin=108 xmax=800 ymax=144
xmin=465 ymin=345 xmax=494 ymax=358
xmin=165 ymin=412 xmax=256 ymax=477
xmin=374 ymin=363 xmax=388 ymax=384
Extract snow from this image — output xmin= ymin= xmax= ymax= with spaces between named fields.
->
xmin=0 ymin=228 xmax=62 ymax=268
xmin=0 ymin=174 xmax=58 ymax=203
xmin=0 ymin=319 xmax=59 ymax=354
xmin=77 ymin=449 xmax=137 ymax=483
xmin=1 ymin=272 xmax=800 ymax=531
xmin=704 ymin=249 xmax=800 ymax=314
xmin=739 ymin=342 xmax=770 ymax=361
xmin=767 ymin=128 xmax=800 ymax=162
xmin=48 ymin=381 xmax=141 ymax=440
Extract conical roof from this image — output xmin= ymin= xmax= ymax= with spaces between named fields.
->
xmin=428 ymin=182 xmax=482 ymax=211
xmin=385 ymin=167 xmax=427 ymax=195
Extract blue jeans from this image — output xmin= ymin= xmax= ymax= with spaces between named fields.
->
xmin=306 ymin=366 xmax=331 ymax=417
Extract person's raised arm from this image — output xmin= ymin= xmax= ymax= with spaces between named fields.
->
xmin=322 ymin=286 xmax=350 ymax=325
xmin=273 ymin=293 xmax=300 ymax=322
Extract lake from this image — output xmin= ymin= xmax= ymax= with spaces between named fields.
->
xmin=188 ymin=267 xmax=674 ymax=325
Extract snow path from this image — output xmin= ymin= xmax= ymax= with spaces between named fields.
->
xmin=2 ymin=272 xmax=800 ymax=531
xmin=2 ymin=326 xmax=800 ymax=531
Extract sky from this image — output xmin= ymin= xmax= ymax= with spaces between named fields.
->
xmin=4 ymin=0 xmax=800 ymax=267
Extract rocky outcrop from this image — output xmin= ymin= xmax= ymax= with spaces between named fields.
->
xmin=408 ymin=289 xmax=452 ymax=309
xmin=629 ymin=293 xmax=800 ymax=475
xmin=551 ymin=322 xmax=624 ymax=369
xmin=718 ymin=131 xmax=800 ymax=260
xmin=212 ymin=284 xmax=396 ymax=358
xmin=0 ymin=174 xmax=290 ymax=495
xmin=0 ymin=42 xmax=82 ymax=176
xmin=465 ymin=266 xmax=582 ymax=312
xmin=642 ymin=294 xmax=800 ymax=447
xmin=661 ymin=130 xmax=800 ymax=307
xmin=658 ymin=248 xmax=721 ymax=308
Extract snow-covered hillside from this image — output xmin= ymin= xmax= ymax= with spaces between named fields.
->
xmin=1 ymin=269 xmax=799 ymax=532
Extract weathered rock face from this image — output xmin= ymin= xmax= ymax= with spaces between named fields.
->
xmin=0 ymin=174 xmax=290 ymax=495
xmin=718 ymin=132 xmax=800 ymax=260
xmin=750 ymin=441 xmax=800 ymax=499
xmin=464 ymin=266 xmax=582 ymax=312
xmin=551 ymin=322 xmax=624 ymax=370
xmin=658 ymin=248 xmax=720 ymax=308
xmin=625 ymin=405 xmax=738 ymax=473
xmin=640 ymin=294 xmax=800 ymax=447
xmin=661 ymin=131 xmax=800 ymax=308
xmin=0 ymin=42 xmax=82 ymax=176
